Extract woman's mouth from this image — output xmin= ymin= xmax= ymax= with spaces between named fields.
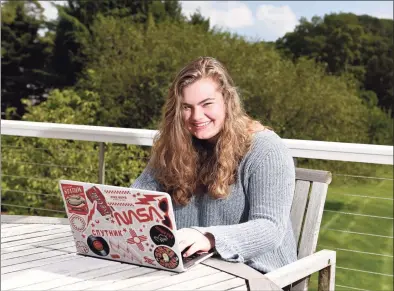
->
xmin=193 ymin=121 xmax=211 ymax=130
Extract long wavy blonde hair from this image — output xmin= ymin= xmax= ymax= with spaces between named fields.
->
xmin=149 ymin=57 xmax=265 ymax=206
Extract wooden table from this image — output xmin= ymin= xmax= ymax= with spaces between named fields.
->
xmin=1 ymin=215 xmax=282 ymax=291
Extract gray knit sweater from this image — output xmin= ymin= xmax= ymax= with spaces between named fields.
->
xmin=131 ymin=130 xmax=297 ymax=273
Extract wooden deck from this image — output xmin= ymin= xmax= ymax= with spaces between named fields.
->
xmin=1 ymin=215 xmax=282 ymax=291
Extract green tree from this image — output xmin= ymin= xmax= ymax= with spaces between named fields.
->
xmin=4 ymin=15 xmax=390 ymax=217
xmin=276 ymin=13 xmax=393 ymax=114
xmin=1 ymin=89 xmax=149 ymax=216
xmin=189 ymin=8 xmax=210 ymax=32
xmin=1 ymin=0 xmax=55 ymax=119
xmin=77 ymin=15 xmax=374 ymax=146
xmin=51 ymin=0 xmax=185 ymax=88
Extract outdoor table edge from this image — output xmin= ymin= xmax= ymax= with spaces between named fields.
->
xmin=1 ymin=214 xmax=283 ymax=291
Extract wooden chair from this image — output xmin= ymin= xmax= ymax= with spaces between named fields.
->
xmin=265 ymin=168 xmax=336 ymax=291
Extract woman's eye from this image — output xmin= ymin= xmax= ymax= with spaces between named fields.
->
xmin=182 ymin=105 xmax=190 ymax=110
xmin=203 ymin=103 xmax=212 ymax=107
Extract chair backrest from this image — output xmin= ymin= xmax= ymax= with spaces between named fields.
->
xmin=291 ymin=168 xmax=332 ymax=258
xmin=290 ymin=168 xmax=332 ymax=291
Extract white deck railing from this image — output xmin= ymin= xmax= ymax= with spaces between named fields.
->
xmin=2 ymin=120 xmax=392 ymax=165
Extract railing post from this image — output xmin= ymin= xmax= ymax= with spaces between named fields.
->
xmin=98 ymin=142 xmax=105 ymax=184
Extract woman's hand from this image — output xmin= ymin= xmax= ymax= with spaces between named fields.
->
xmin=177 ymin=228 xmax=215 ymax=257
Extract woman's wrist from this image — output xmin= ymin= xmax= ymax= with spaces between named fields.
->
xmin=205 ymin=232 xmax=216 ymax=250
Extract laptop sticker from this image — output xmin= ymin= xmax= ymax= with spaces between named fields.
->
xmin=126 ymin=228 xmax=147 ymax=251
xmin=85 ymin=186 xmax=113 ymax=220
xmin=157 ymin=197 xmax=173 ymax=230
xmin=143 ymin=256 xmax=156 ymax=266
xmin=109 ymin=238 xmax=143 ymax=264
xmin=61 ymin=184 xmax=89 ymax=215
xmin=69 ymin=214 xmax=87 ymax=232
xmin=87 ymin=235 xmax=110 ymax=256
xmin=76 ymin=241 xmax=89 ymax=254
xmin=150 ymin=225 xmax=175 ymax=247
xmin=154 ymin=246 xmax=180 ymax=269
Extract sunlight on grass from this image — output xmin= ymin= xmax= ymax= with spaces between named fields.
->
xmin=309 ymin=164 xmax=393 ymax=291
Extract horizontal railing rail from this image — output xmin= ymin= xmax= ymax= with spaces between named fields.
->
xmin=2 ymin=120 xmax=393 ymax=165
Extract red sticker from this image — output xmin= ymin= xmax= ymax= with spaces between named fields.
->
xmin=154 ymin=246 xmax=179 ymax=269
xmin=76 ymin=241 xmax=89 ymax=254
xmin=61 ymin=184 xmax=89 ymax=215
xmin=70 ymin=214 xmax=87 ymax=232
xmin=144 ymin=256 xmax=156 ymax=266
xmin=85 ymin=186 xmax=112 ymax=218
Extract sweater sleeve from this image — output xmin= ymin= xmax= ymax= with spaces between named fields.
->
xmin=193 ymin=141 xmax=295 ymax=262
xmin=130 ymin=166 xmax=162 ymax=191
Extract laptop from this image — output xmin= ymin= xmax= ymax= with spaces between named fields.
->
xmin=58 ymin=180 xmax=213 ymax=272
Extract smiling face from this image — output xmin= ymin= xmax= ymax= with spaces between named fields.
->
xmin=181 ymin=78 xmax=226 ymax=142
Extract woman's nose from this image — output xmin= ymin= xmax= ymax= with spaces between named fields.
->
xmin=191 ymin=107 xmax=204 ymax=121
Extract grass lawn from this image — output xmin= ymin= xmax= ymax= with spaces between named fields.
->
xmin=309 ymin=165 xmax=393 ymax=291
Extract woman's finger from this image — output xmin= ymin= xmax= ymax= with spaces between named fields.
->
xmin=178 ymin=239 xmax=193 ymax=253
xmin=183 ymin=242 xmax=200 ymax=257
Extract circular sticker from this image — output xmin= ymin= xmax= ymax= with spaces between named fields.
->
xmin=70 ymin=215 xmax=86 ymax=232
xmin=153 ymin=246 xmax=179 ymax=269
xmin=76 ymin=241 xmax=89 ymax=254
xmin=150 ymin=225 xmax=175 ymax=247
xmin=87 ymin=235 xmax=109 ymax=256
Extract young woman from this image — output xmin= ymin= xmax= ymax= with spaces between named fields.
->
xmin=132 ymin=57 xmax=297 ymax=273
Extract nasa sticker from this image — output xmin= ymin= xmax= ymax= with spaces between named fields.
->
xmin=150 ymin=225 xmax=175 ymax=247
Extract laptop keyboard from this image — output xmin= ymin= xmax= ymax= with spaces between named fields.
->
xmin=182 ymin=253 xmax=200 ymax=264
xmin=181 ymin=246 xmax=205 ymax=268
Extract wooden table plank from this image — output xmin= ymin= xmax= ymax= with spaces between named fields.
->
xmin=119 ymin=265 xmax=221 ymax=290
xmin=2 ymin=246 xmax=76 ymax=267
xmin=1 ymin=253 xmax=79 ymax=274
xmin=2 ymin=227 xmax=71 ymax=243
xmin=197 ymin=278 xmax=247 ymax=290
xmin=1 ymin=231 xmax=73 ymax=248
xmin=1 ymin=215 xmax=69 ymax=225
xmin=50 ymin=265 xmax=147 ymax=290
xmin=2 ymin=224 xmax=46 ymax=235
xmin=83 ymin=268 xmax=166 ymax=291
xmin=2 ymin=256 xmax=87 ymax=290
xmin=1 ymin=216 xmax=283 ymax=291
xmin=1 ymin=223 xmax=25 ymax=229
xmin=87 ymin=268 xmax=177 ymax=291
xmin=160 ymin=271 xmax=235 ymax=290
xmin=2 ymin=240 xmax=75 ymax=260
xmin=1 ymin=224 xmax=68 ymax=238
xmin=1 ymin=236 xmax=73 ymax=254
xmin=7 ymin=258 xmax=130 ymax=290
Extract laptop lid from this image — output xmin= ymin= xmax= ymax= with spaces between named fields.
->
xmin=58 ymin=180 xmax=211 ymax=272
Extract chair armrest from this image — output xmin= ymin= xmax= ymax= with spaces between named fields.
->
xmin=264 ymin=249 xmax=336 ymax=288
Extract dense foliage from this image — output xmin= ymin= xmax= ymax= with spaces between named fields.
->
xmin=1 ymin=2 xmax=392 ymax=217
xmin=276 ymin=13 xmax=393 ymax=115
xmin=2 ymin=89 xmax=149 ymax=216
xmin=1 ymin=1 xmax=55 ymax=118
